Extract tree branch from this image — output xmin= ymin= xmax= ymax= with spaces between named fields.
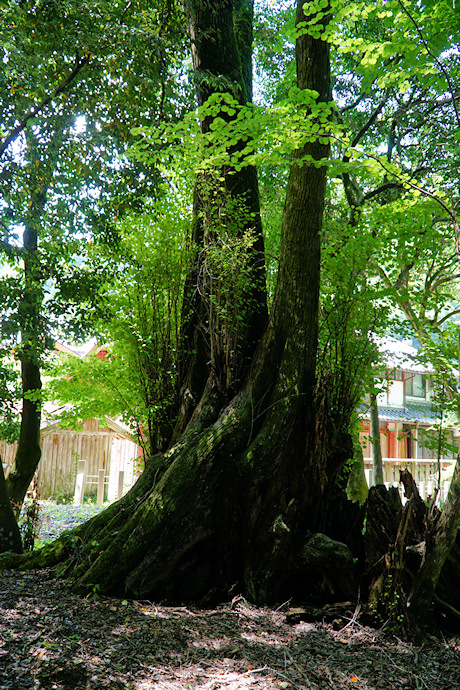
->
xmin=0 ymin=55 xmax=90 ymax=160
xmin=362 ymin=181 xmax=403 ymax=203
xmin=396 ymin=0 xmax=460 ymax=128
xmin=436 ymin=309 xmax=460 ymax=328
xmin=340 ymin=92 xmax=369 ymax=115
xmin=428 ymin=273 xmax=460 ymax=293
xmin=350 ymin=90 xmax=389 ymax=149
xmin=0 ymin=237 xmax=24 ymax=257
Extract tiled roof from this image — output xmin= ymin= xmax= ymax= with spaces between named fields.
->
xmin=360 ymin=403 xmax=456 ymax=425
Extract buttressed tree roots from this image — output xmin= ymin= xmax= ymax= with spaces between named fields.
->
xmin=1 ymin=1 xmax=460 ymax=642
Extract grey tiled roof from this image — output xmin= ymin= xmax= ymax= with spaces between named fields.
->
xmin=360 ymin=403 xmax=449 ymax=425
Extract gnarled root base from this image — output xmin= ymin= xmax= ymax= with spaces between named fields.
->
xmin=0 ymin=390 xmax=362 ymax=609
xmin=364 ymin=474 xmax=460 ymax=639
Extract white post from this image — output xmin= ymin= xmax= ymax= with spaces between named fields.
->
xmin=443 ymin=480 xmax=450 ymax=502
xmin=364 ymin=468 xmax=372 ymax=487
xmin=97 ymin=469 xmax=105 ymax=506
xmin=74 ymin=460 xmax=86 ymax=505
xmin=117 ymin=470 xmax=124 ymax=500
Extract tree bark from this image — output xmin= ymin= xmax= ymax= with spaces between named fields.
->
xmin=6 ymin=358 xmax=42 ymax=514
xmin=0 ymin=457 xmax=22 ymax=554
xmin=6 ymin=166 xmax=45 ymax=513
xmin=370 ymin=390 xmax=383 ymax=485
xmin=408 ymin=457 xmax=460 ymax=622
xmin=347 ymin=433 xmax=369 ymax=504
xmin=0 ymin=0 xmax=338 ymax=605
xmin=172 ymin=0 xmax=267 ymax=442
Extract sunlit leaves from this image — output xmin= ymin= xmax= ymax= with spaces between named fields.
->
xmin=46 ymin=190 xmax=192 ymax=453
xmin=131 ymin=88 xmax=338 ymax=176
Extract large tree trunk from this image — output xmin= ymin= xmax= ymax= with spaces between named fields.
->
xmin=0 ymin=0 xmax=339 ymax=604
xmin=172 ymin=0 xmax=267 ymax=442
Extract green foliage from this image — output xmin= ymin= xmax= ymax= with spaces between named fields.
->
xmin=200 ymin=208 xmax=260 ymax=388
xmin=131 ymin=88 xmax=336 ymax=174
xmin=0 ymin=0 xmax=189 ymax=370
xmin=46 ymin=192 xmax=191 ymax=454
xmin=0 ymin=349 xmax=21 ymax=442
xmin=318 ymin=188 xmax=389 ymax=430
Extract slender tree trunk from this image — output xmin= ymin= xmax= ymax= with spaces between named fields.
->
xmin=347 ymin=433 xmax=369 ymax=504
xmin=6 ymin=202 xmax=44 ymax=514
xmin=6 ymin=359 xmax=42 ymax=513
xmin=0 ymin=457 xmax=22 ymax=554
xmin=370 ymin=390 xmax=383 ymax=485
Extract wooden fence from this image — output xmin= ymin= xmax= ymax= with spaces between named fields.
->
xmin=73 ymin=460 xmax=130 ymax=505
xmin=364 ymin=457 xmax=454 ymax=505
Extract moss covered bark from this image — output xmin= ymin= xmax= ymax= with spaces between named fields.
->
xmin=0 ymin=460 xmax=22 ymax=554
xmin=0 ymin=0 xmax=335 ymax=603
xmin=173 ymin=0 xmax=267 ymax=442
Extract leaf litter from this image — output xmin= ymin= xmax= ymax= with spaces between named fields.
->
xmin=1 ymin=569 xmax=459 ymax=690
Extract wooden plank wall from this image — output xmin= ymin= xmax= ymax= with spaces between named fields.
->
xmin=0 ymin=439 xmax=18 ymax=476
xmin=107 ymin=436 xmax=142 ymax=501
xmin=37 ymin=429 xmax=113 ymax=499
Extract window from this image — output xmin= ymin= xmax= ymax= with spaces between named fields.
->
xmin=405 ymin=373 xmax=426 ymax=398
xmin=402 ymin=425 xmax=414 ymax=458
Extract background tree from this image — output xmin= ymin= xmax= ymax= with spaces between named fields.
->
xmin=0 ymin=0 xmax=187 ymax=510
xmin=325 ymin=0 xmax=460 ymax=635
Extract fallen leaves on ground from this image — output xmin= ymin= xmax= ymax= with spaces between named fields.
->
xmin=0 ymin=569 xmax=459 ymax=689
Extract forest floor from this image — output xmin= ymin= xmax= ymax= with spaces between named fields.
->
xmin=1 ymin=503 xmax=459 ymax=690
xmin=1 ymin=568 xmax=460 ymax=690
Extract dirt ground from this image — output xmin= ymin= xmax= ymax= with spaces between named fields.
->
xmin=1 ymin=569 xmax=459 ymax=690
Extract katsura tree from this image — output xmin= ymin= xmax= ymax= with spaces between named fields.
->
xmin=0 ymin=0 xmax=345 ymax=605
xmin=0 ymin=0 xmax=187 ymax=513
xmin=1 ymin=0 xmax=459 ymax=639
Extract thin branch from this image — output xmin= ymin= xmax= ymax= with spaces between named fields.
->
xmin=375 ymin=263 xmax=391 ymax=287
xmin=396 ymin=0 xmax=460 ymax=128
xmin=436 ymin=309 xmax=460 ymax=328
xmin=366 ymin=153 xmax=458 ymax=225
xmin=425 ymin=256 xmax=458 ymax=291
xmin=362 ymin=181 xmax=403 ymax=203
xmin=0 ymin=55 xmax=91 ymax=160
xmin=0 ymin=237 xmax=24 ymax=257
xmin=350 ymin=91 xmax=389 ymax=149
xmin=429 ymin=274 xmax=460 ymax=293
xmin=340 ymin=92 xmax=369 ymax=115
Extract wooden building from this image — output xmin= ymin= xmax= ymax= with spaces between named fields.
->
xmin=1 ymin=416 xmax=142 ymax=501
xmin=360 ymin=339 xmax=458 ymax=499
